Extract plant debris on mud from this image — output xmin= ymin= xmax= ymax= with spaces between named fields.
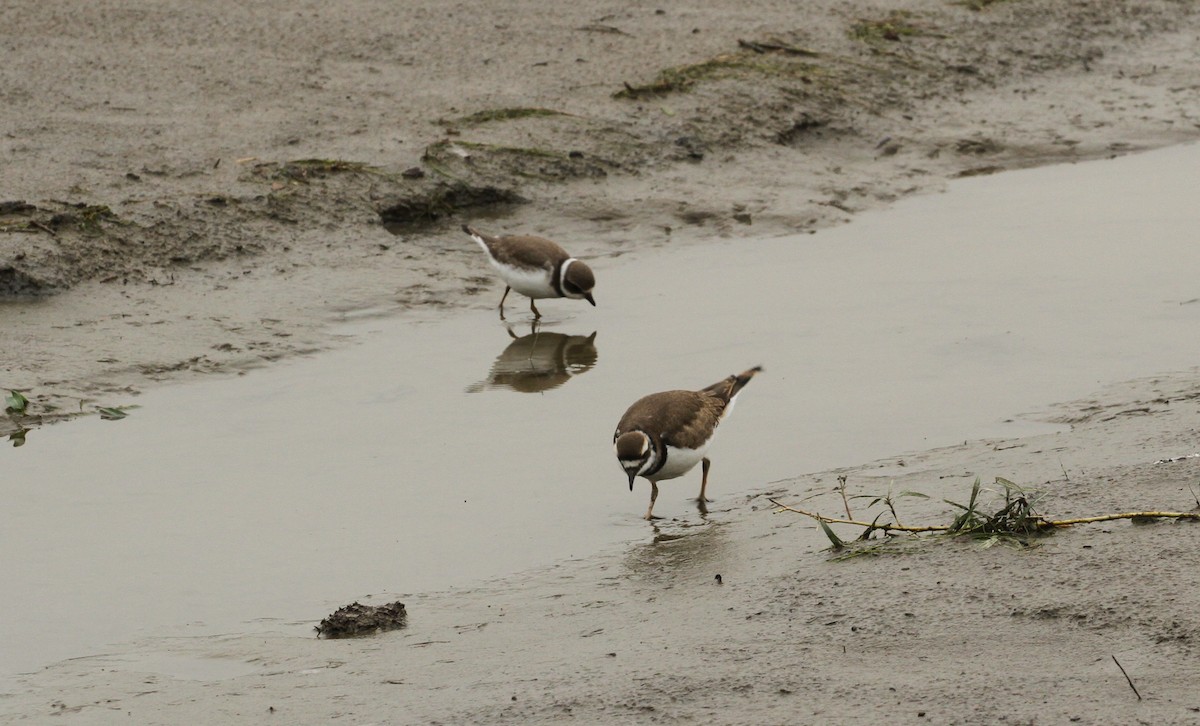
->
xmin=770 ymin=476 xmax=1200 ymax=556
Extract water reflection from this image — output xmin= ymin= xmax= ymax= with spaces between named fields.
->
xmin=466 ymin=323 xmax=599 ymax=393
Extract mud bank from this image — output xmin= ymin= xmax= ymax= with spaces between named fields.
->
xmin=4 ymin=0 xmax=1200 ymax=433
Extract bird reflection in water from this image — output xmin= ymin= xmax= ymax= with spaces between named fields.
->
xmin=466 ymin=322 xmax=599 ymax=393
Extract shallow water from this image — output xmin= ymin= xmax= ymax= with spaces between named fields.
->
xmin=2 ymin=144 xmax=1198 ymax=678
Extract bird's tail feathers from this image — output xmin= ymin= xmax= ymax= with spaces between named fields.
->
xmin=462 ymin=224 xmax=493 ymax=252
xmin=703 ymin=365 xmax=763 ymax=403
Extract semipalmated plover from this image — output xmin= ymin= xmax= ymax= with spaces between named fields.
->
xmin=614 ymin=366 xmax=763 ymax=520
xmin=462 ymin=225 xmax=596 ymax=320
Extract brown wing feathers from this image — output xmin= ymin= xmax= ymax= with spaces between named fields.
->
xmin=616 ymin=366 xmax=762 ymax=451
xmin=661 ymin=394 xmax=724 ymax=450
xmin=462 ymin=224 xmax=568 ymax=271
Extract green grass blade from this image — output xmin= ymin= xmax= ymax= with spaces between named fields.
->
xmin=818 ymin=519 xmax=845 ymax=550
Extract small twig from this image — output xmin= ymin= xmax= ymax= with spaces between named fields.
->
xmin=1048 ymin=511 xmax=1200 ymax=526
xmin=736 ymin=38 xmax=820 ymax=57
xmin=1111 ymin=655 xmax=1142 ymax=700
xmin=29 ymin=220 xmax=57 ymax=236
xmin=836 ymin=474 xmax=852 ymax=520
xmin=768 ymin=498 xmax=950 ymax=533
xmin=577 ymin=23 xmax=629 ymax=35
xmin=769 ymin=497 xmax=1200 ymax=532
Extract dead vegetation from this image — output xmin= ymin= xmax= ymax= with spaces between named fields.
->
xmin=849 ymin=11 xmax=927 ymax=44
xmin=448 ymin=107 xmax=568 ymax=126
xmin=0 ymin=200 xmax=119 ymax=238
xmin=952 ymin=0 xmax=1017 ymax=11
xmin=770 ymin=476 xmax=1200 ymax=556
xmin=255 ymin=158 xmax=378 ymax=183
xmin=614 ymin=51 xmax=822 ymax=99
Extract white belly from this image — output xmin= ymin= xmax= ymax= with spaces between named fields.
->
xmin=490 ymin=260 xmax=557 ymax=299
xmin=650 ymin=444 xmax=708 ymax=482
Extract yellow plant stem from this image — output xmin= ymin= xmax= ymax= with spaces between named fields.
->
xmin=767 ymin=498 xmax=1200 ymax=532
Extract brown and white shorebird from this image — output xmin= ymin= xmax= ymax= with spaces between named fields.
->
xmin=614 ymin=366 xmax=763 ymax=520
xmin=462 ymin=225 xmax=596 ymax=320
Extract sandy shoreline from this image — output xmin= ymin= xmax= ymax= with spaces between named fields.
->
xmin=4 ymin=0 xmax=1200 ymax=722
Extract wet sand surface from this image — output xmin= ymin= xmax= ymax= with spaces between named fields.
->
xmin=3 ymin=146 xmax=1200 ymax=722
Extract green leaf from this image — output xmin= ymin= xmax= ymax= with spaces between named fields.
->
xmin=97 ymin=406 xmax=129 ymax=420
xmin=979 ymin=535 xmax=1002 ymax=549
xmin=966 ymin=477 xmax=982 ymax=510
xmin=818 ymin=518 xmax=845 ymax=550
xmin=5 ymin=390 xmax=28 ymax=414
xmin=858 ymin=512 xmax=889 ymax=541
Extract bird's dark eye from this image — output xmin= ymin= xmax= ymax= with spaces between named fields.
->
xmin=563 ymin=283 xmax=579 ymax=294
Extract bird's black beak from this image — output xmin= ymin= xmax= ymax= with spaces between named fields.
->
xmin=627 ymin=470 xmax=637 ymax=491
xmin=585 ymin=292 xmax=596 ymax=307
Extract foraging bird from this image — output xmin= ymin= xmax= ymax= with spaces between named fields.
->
xmin=462 ymin=225 xmax=596 ymax=320
xmin=614 ymin=366 xmax=763 ymax=520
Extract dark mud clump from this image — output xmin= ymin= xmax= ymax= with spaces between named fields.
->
xmin=0 ymin=200 xmax=122 ymax=296
xmin=0 ymin=265 xmax=55 ymax=297
xmin=315 ymin=601 xmax=408 ymax=639
xmin=378 ymin=180 xmax=527 ymax=231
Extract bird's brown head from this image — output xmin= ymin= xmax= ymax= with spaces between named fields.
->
xmin=561 ymin=260 xmax=596 ymax=306
xmin=615 ymin=431 xmax=652 ymax=490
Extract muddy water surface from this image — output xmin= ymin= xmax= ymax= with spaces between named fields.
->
xmin=2 ymin=144 xmax=1198 ymax=679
